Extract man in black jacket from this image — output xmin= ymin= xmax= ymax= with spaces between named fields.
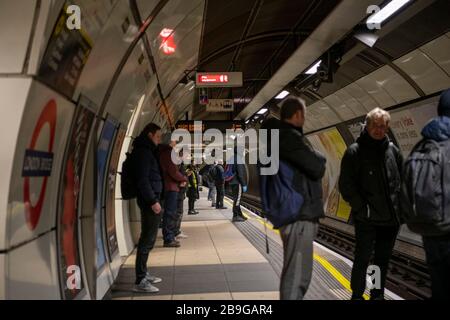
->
xmin=229 ymin=147 xmax=248 ymax=222
xmin=265 ymin=97 xmax=326 ymax=300
xmin=132 ymin=123 xmax=163 ymax=293
xmin=339 ymin=108 xmax=403 ymax=300
xmin=214 ymin=161 xmax=226 ymax=209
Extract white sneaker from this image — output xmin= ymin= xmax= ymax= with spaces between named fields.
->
xmin=145 ymin=273 xmax=162 ymax=284
xmin=134 ymin=279 xmax=160 ymax=293
xmin=176 ymin=232 xmax=188 ymax=239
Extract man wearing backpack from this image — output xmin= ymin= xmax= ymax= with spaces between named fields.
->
xmin=401 ymin=89 xmax=450 ymax=300
xmin=339 ymin=108 xmax=403 ymax=300
xmin=131 ymin=123 xmax=164 ymax=293
xmin=265 ymin=97 xmax=326 ymax=300
xmin=229 ymin=146 xmax=248 ymax=222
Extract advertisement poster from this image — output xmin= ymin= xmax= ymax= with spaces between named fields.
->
xmin=38 ymin=4 xmax=93 ymax=99
xmin=58 ymin=104 xmax=95 ymax=300
xmin=390 ymin=98 xmax=437 ymax=158
xmin=308 ymin=128 xmax=351 ymax=222
xmin=105 ymin=128 xmax=126 ymax=258
xmin=96 ymin=120 xmax=117 ymax=270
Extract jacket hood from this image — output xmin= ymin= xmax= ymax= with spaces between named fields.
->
xmin=422 ymin=116 xmax=450 ymax=142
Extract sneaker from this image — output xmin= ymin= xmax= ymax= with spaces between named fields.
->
xmin=164 ymin=240 xmax=181 ymax=248
xmin=145 ymin=273 xmax=162 ymax=284
xmin=188 ymin=211 xmax=199 ymax=215
xmin=232 ymin=216 xmax=247 ymax=222
xmin=134 ymin=279 xmax=160 ymax=293
xmin=176 ymin=232 xmax=188 ymax=239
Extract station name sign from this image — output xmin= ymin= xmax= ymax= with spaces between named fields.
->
xmin=196 ymin=72 xmax=243 ymax=88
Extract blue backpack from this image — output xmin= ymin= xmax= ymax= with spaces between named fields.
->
xmin=223 ymin=163 xmax=236 ymax=182
xmin=258 ymin=160 xmax=304 ymax=229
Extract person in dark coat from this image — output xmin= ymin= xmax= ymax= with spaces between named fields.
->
xmin=339 ymin=107 xmax=403 ymax=300
xmin=414 ymin=89 xmax=450 ymax=300
xmin=186 ymin=164 xmax=200 ymax=215
xmin=132 ymin=123 xmax=163 ymax=293
xmin=229 ymin=146 xmax=248 ymax=222
xmin=262 ymin=97 xmax=326 ymax=300
xmin=213 ymin=161 xmax=226 ymax=209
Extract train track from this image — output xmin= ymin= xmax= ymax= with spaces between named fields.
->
xmin=235 ymin=192 xmax=432 ymax=300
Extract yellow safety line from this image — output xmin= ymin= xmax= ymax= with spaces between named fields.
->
xmin=224 ymin=198 xmax=369 ymax=300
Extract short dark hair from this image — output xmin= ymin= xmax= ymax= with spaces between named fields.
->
xmin=141 ymin=123 xmax=161 ymax=137
xmin=280 ymin=97 xmax=306 ymax=120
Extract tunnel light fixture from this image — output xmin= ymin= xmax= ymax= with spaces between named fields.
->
xmin=275 ymin=90 xmax=290 ymax=100
xmin=305 ymin=60 xmax=322 ymax=75
xmin=367 ymin=0 xmax=412 ymax=25
xmin=245 ymin=120 xmax=250 ymax=124
xmin=257 ymin=108 xmax=268 ymax=115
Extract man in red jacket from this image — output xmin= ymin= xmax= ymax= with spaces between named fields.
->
xmin=159 ymin=133 xmax=188 ymax=248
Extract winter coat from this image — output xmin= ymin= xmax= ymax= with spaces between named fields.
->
xmin=339 ymin=129 xmax=403 ymax=226
xmin=159 ymin=144 xmax=188 ymax=192
xmin=132 ymin=134 xmax=163 ymax=208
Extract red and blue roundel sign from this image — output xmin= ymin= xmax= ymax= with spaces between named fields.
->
xmin=22 ymin=100 xmax=57 ymax=230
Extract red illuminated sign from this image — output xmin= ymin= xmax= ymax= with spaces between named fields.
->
xmin=159 ymin=28 xmax=176 ymax=55
xmin=198 ymin=74 xmax=230 ymax=84
xmin=196 ymin=72 xmax=243 ymax=88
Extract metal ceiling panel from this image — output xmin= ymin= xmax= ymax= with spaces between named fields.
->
xmin=394 ymin=49 xmax=450 ymax=95
xmin=356 ymin=70 xmax=397 ymax=109
xmin=420 ymin=33 xmax=450 ymax=77
xmin=323 ymin=94 xmax=358 ymax=121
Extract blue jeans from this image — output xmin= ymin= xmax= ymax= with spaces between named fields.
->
xmin=162 ymin=191 xmax=179 ymax=243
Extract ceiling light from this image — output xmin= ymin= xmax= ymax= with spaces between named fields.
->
xmin=367 ymin=0 xmax=411 ymax=25
xmin=257 ymin=108 xmax=268 ymax=115
xmin=305 ymin=60 xmax=322 ymax=75
xmin=275 ymin=90 xmax=290 ymax=100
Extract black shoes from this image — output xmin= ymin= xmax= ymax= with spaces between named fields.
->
xmin=164 ymin=240 xmax=181 ymax=248
xmin=188 ymin=210 xmax=199 ymax=215
xmin=232 ymin=215 xmax=247 ymax=222
xmin=216 ymin=206 xmax=227 ymax=210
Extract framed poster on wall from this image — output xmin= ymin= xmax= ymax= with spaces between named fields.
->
xmin=57 ymin=100 xmax=96 ymax=300
xmin=96 ymin=118 xmax=118 ymax=270
xmin=105 ymin=128 xmax=126 ymax=259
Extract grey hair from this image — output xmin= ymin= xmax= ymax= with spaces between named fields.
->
xmin=365 ymin=108 xmax=391 ymax=126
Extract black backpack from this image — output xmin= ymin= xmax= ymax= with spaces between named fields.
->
xmin=120 ymin=151 xmax=138 ymax=200
xmin=401 ymin=139 xmax=450 ymax=236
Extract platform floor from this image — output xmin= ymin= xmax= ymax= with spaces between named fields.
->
xmin=110 ymin=189 xmax=402 ymax=300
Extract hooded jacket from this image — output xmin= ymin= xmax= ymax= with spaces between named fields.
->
xmin=339 ymin=130 xmax=403 ymax=226
xmin=158 ymin=144 xmax=188 ymax=192
xmin=132 ymin=134 xmax=163 ymax=208
xmin=229 ymin=151 xmax=248 ymax=186
xmin=422 ymin=116 xmax=450 ymax=142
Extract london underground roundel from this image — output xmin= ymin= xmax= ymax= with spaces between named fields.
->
xmin=23 ymin=100 xmax=57 ymax=230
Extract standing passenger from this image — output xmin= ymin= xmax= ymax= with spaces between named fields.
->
xmin=132 ymin=123 xmax=164 ymax=293
xmin=186 ymin=164 xmax=200 ymax=215
xmin=214 ymin=160 xmax=226 ymax=210
xmin=266 ymin=97 xmax=326 ymax=300
xmin=402 ymin=89 xmax=450 ymax=300
xmin=339 ymin=108 xmax=403 ymax=300
xmin=159 ymin=133 xmax=188 ymax=248
xmin=229 ymin=146 xmax=248 ymax=223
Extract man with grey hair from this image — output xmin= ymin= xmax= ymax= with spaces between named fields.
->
xmin=339 ymin=107 xmax=403 ymax=300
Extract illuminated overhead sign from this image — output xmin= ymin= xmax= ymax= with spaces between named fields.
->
xmin=196 ymin=72 xmax=243 ymax=88
xmin=206 ymin=99 xmax=234 ymax=113
xmin=175 ymin=121 xmax=245 ymax=133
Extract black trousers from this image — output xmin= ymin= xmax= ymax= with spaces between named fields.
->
xmin=423 ymin=235 xmax=450 ymax=300
xmin=135 ymin=206 xmax=161 ymax=284
xmin=231 ymin=184 xmax=243 ymax=217
xmin=351 ymin=220 xmax=399 ymax=299
xmin=215 ymin=183 xmax=224 ymax=208
xmin=188 ymin=197 xmax=196 ymax=212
